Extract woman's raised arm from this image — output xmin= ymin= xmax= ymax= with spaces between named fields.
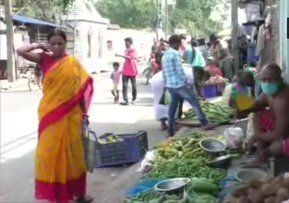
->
xmin=16 ymin=43 xmax=48 ymax=63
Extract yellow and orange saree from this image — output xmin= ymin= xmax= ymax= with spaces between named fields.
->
xmin=35 ymin=55 xmax=93 ymax=203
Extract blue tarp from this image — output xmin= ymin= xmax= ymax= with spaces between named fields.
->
xmin=12 ymin=15 xmax=61 ymax=27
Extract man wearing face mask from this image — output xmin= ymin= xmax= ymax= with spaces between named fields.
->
xmin=238 ymin=63 xmax=289 ymax=165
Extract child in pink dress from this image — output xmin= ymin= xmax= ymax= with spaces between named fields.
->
xmin=111 ymin=62 xmax=122 ymax=103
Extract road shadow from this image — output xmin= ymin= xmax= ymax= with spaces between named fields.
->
xmin=86 ymin=120 xmax=167 ymax=203
xmin=0 ymin=118 xmax=166 ymax=203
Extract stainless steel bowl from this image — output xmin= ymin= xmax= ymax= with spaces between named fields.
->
xmin=154 ymin=178 xmax=191 ymax=194
xmin=235 ymin=169 xmax=268 ymax=184
xmin=199 ymin=138 xmax=226 ymax=154
xmin=206 ymin=154 xmax=231 ymax=168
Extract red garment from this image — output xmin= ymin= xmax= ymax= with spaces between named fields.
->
xmin=260 ymin=110 xmax=275 ymax=132
xmin=208 ymin=64 xmax=223 ymax=77
xmin=180 ymin=44 xmax=187 ymax=53
xmin=122 ymin=48 xmax=139 ymax=76
xmin=260 ymin=110 xmax=289 ymax=157
xmin=40 ymin=53 xmax=68 ymax=78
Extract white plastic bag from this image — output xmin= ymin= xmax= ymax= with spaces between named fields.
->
xmin=246 ymin=113 xmax=254 ymax=142
xmin=222 ymin=83 xmax=233 ymax=106
xmin=224 ymin=127 xmax=245 ymax=149
xmin=136 ymin=150 xmax=157 ymax=172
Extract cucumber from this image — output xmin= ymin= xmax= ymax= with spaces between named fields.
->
xmin=191 ymin=178 xmax=219 ymax=194
xmin=148 ymin=195 xmax=166 ymax=203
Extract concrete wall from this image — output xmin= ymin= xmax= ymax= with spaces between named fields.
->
xmin=65 ymin=20 xmax=107 ymax=73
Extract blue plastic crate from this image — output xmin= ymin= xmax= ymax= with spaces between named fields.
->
xmin=202 ymin=85 xmax=218 ymax=98
xmin=95 ymin=131 xmax=148 ymax=168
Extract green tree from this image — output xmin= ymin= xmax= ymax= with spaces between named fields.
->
xmin=96 ymin=0 xmax=227 ymax=35
xmin=96 ymin=0 xmax=159 ymax=29
xmin=169 ymin=0 xmax=225 ymax=36
xmin=12 ymin=0 xmax=75 ymax=22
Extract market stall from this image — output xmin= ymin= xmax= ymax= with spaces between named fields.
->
xmin=124 ymin=113 xmax=289 ymax=203
xmin=123 ymin=125 xmax=249 ymax=203
xmin=124 ymin=131 xmax=229 ymax=203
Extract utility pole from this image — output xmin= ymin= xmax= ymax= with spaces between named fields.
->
xmin=4 ymin=0 xmax=16 ymax=82
xmin=164 ymin=0 xmax=169 ymax=39
xmin=231 ymin=0 xmax=239 ymax=74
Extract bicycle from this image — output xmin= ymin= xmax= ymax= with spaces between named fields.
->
xmin=27 ymin=65 xmax=42 ymax=91
xmin=140 ymin=66 xmax=154 ymax=85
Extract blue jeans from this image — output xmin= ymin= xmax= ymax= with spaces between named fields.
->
xmin=167 ymin=85 xmax=208 ymax=135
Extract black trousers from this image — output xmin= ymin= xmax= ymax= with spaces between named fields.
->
xmin=122 ymin=75 xmax=137 ymax=102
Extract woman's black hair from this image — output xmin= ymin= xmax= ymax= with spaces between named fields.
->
xmin=47 ymin=29 xmax=67 ymax=42
xmin=190 ymin=39 xmax=198 ymax=47
xmin=198 ymin=38 xmax=206 ymax=46
xmin=237 ymin=70 xmax=254 ymax=85
xmin=180 ymin=34 xmax=186 ymax=40
xmin=209 ymin=33 xmax=218 ymax=42
xmin=203 ymin=70 xmax=211 ymax=81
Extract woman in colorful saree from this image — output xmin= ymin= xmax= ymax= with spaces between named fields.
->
xmin=16 ymin=30 xmax=94 ymax=203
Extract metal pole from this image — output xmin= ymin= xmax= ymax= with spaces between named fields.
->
xmin=4 ymin=0 xmax=16 ymax=82
xmin=164 ymin=0 xmax=169 ymax=39
xmin=73 ymin=1 xmax=76 ymax=55
xmin=231 ymin=0 xmax=239 ymax=74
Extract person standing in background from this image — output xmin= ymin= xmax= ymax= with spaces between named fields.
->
xmin=162 ymin=34 xmax=214 ymax=137
xmin=186 ymin=39 xmax=206 ymax=98
xmin=111 ymin=62 xmax=122 ymax=103
xmin=198 ymin=38 xmax=209 ymax=59
xmin=180 ymin=34 xmax=188 ymax=59
xmin=116 ymin=37 xmax=139 ymax=105
xmin=154 ymin=40 xmax=169 ymax=73
xmin=209 ymin=34 xmax=234 ymax=81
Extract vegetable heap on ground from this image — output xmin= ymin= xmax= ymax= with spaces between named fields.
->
xmin=124 ymin=132 xmax=227 ymax=202
xmin=184 ymin=101 xmax=234 ymax=124
xmin=146 ymin=132 xmax=226 ymax=181
xmin=145 ymin=158 xmax=226 ymax=182
xmin=125 ymin=177 xmax=220 ymax=203
xmin=231 ymin=175 xmax=289 ymax=203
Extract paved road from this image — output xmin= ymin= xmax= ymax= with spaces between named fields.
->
xmin=0 ymin=74 xmax=167 ymax=203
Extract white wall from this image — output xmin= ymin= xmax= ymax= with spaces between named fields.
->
xmin=66 ymin=22 xmax=156 ymax=72
xmin=69 ymin=20 xmax=107 ymax=73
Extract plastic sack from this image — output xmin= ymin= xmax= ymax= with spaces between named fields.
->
xmin=222 ymin=83 xmax=233 ymax=106
xmin=224 ymin=127 xmax=245 ymax=149
xmin=126 ymin=179 xmax=163 ymax=197
xmin=246 ymin=113 xmax=254 ymax=142
xmin=159 ymin=89 xmax=171 ymax=105
xmin=136 ymin=150 xmax=157 ymax=172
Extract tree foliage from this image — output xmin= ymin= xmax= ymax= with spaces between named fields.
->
xmin=169 ymin=0 xmax=226 ymax=36
xmin=12 ymin=0 xmax=74 ymax=22
xmin=96 ymin=0 xmax=159 ymax=29
xmin=96 ymin=0 xmax=227 ymax=35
